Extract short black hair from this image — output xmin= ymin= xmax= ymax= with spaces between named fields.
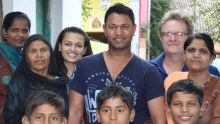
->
xmin=184 ymin=33 xmax=216 ymax=59
xmin=1 ymin=11 xmax=31 ymax=41
xmin=24 ymin=90 xmax=65 ymax=119
xmin=104 ymin=3 xmax=135 ymax=25
xmin=96 ymin=85 xmax=134 ymax=111
xmin=2 ymin=11 xmax=31 ymax=32
xmin=166 ymin=79 xmax=203 ymax=107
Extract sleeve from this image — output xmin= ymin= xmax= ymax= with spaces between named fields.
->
xmin=67 ymin=61 xmax=85 ymax=95
xmin=0 ymin=55 xmax=13 ymax=106
xmin=209 ymin=65 xmax=220 ymax=77
xmin=3 ymin=79 xmax=23 ymax=124
xmin=210 ymin=82 xmax=220 ymax=124
xmin=145 ymin=66 xmax=165 ymax=101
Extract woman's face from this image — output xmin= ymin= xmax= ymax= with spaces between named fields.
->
xmin=2 ymin=18 xmax=30 ymax=49
xmin=26 ymin=40 xmax=50 ymax=74
xmin=184 ymin=39 xmax=212 ymax=72
xmin=59 ymin=32 xmax=87 ymax=64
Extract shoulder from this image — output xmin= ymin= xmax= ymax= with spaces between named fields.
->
xmin=133 ymin=55 xmax=156 ymax=70
xmin=79 ymin=53 xmax=102 ymax=64
xmin=149 ymin=52 xmax=165 ymax=65
xmin=208 ymin=65 xmax=220 ymax=76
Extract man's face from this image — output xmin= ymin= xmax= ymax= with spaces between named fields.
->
xmin=22 ymin=104 xmax=67 ymax=124
xmin=103 ymin=13 xmax=136 ymax=51
xmin=160 ymin=20 xmax=188 ymax=55
xmin=169 ymin=92 xmax=203 ymax=124
xmin=96 ymin=97 xmax=135 ymax=124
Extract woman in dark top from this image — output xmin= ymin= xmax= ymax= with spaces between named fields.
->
xmin=0 ymin=12 xmax=30 ymax=123
xmin=3 ymin=34 xmax=69 ymax=124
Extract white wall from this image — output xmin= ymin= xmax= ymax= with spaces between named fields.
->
xmin=50 ymin=0 xmax=82 ymax=47
xmin=2 ymin=0 xmax=36 ymax=34
xmin=50 ymin=0 xmax=63 ymax=47
xmin=129 ymin=1 xmax=140 ymax=55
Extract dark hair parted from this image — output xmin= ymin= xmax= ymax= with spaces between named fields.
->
xmin=53 ymin=26 xmax=93 ymax=76
xmin=96 ymin=85 xmax=134 ymax=111
xmin=2 ymin=11 xmax=31 ymax=38
xmin=159 ymin=10 xmax=193 ymax=35
xmin=104 ymin=3 xmax=135 ymax=25
xmin=184 ymin=33 xmax=216 ymax=59
xmin=166 ymin=79 xmax=204 ymax=108
xmin=24 ymin=90 xmax=65 ymax=119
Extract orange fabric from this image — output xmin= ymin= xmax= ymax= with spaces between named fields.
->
xmin=164 ymin=71 xmax=188 ymax=124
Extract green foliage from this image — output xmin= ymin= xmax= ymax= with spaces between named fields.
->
xmin=192 ymin=0 xmax=220 ymax=41
xmin=82 ymin=0 xmax=92 ymax=21
xmin=149 ymin=0 xmax=170 ymax=59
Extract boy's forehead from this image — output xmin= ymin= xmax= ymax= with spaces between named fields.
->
xmin=171 ymin=92 xmax=199 ymax=102
xmin=101 ymin=97 xmax=128 ymax=108
xmin=31 ymin=104 xmax=61 ymax=115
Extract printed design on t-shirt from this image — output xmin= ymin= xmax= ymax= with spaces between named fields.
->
xmin=84 ymin=71 xmax=137 ymax=123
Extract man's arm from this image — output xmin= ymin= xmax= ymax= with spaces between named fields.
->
xmin=147 ymin=96 xmax=166 ymax=124
xmin=68 ymin=90 xmax=84 ymax=124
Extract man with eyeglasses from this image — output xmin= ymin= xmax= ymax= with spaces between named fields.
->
xmin=150 ymin=10 xmax=220 ymax=80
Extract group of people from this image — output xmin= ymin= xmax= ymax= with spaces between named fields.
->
xmin=0 ymin=2 xmax=220 ymax=124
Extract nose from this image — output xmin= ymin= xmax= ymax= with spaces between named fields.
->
xmin=18 ymin=30 xmax=25 ymax=37
xmin=169 ymin=34 xmax=176 ymax=41
xmin=115 ymin=27 xmax=123 ymax=36
xmin=110 ymin=111 xmax=117 ymax=121
xmin=70 ymin=45 xmax=76 ymax=51
xmin=37 ymin=51 xmax=43 ymax=57
xmin=193 ymin=50 xmax=200 ymax=58
xmin=181 ymin=104 xmax=189 ymax=113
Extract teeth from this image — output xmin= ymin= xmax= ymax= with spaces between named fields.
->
xmin=115 ymin=38 xmax=123 ymax=41
xmin=68 ymin=53 xmax=77 ymax=56
xmin=180 ymin=116 xmax=190 ymax=119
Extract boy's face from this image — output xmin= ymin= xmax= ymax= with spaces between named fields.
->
xmin=96 ymin=97 xmax=135 ymax=124
xmin=22 ymin=104 xmax=67 ymax=124
xmin=168 ymin=92 xmax=204 ymax=124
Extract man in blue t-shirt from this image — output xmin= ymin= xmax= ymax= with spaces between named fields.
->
xmin=150 ymin=10 xmax=220 ymax=80
xmin=67 ymin=3 xmax=166 ymax=124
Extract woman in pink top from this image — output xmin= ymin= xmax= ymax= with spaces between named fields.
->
xmin=165 ymin=33 xmax=220 ymax=124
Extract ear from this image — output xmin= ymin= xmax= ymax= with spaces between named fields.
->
xmin=61 ymin=117 xmax=68 ymax=124
xmin=210 ymin=55 xmax=215 ymax=64
xmin=2 ymin=28 xmax=7 ymax=39
xmin=129 ymin=109 xmax=136 ymax=122
xmin=183 ymin=54 xmax=186 ymax=63
xmin=96 ymin=111 xmax=101 ymax=122
xmin=132 ymin=24 xmax=137 ymax=36
xmin=166 ymin=105 xmax=172 ymax=117
xmin=103 ymin=24 xmax=106 ymax=36
xmin=59 ymin=42 xmax=62 ymax=52
xmin=22 ymin=116 xmax=30 ymax=124
xmin=159 ymin=34 xmax=163 ymax=43
xmin=199 ymin=105 xmax=205 ymax=118
xmin=83 ymin=46 xmax=87 ymax=55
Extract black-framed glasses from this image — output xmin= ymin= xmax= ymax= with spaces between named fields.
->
xmin=161 ymin=32 xmax=188 ymax=37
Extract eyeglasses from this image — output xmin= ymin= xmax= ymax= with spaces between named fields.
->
xmin=161 ymin=32 xmax=188 ymax=37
